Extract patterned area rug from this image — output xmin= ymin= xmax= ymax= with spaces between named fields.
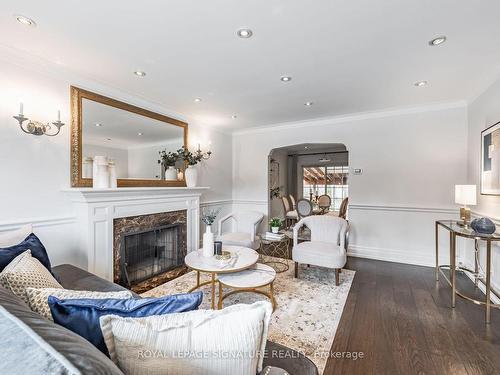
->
xmin=142 ymin=256 xmax=355 ymax=374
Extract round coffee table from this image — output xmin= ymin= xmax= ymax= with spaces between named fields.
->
xmin=218 ymin=263 xmax=277 ymax=311
xmin=184 ymin=245 xmax=258 ymax=309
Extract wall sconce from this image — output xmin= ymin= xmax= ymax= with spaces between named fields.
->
xmin=13 ymin=102 xmax=65 ymax=136
xmin=196 ymin=143 xmax=212 ymax=160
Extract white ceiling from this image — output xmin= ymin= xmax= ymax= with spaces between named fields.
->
xmin=2 ymin=0 xmax=500 ymax=131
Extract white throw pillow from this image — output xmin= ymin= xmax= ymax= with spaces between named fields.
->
xmin=0 ymin=250 xmax=62 ymax=304
xmin=26 ymin=287 xmax=134 ymax=320
xmin=100 ymin=301 xmax=273 ymax=375
xmin=0 ymin=224 xmax=33 ymax=247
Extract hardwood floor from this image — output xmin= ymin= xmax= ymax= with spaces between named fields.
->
xmin=324 ymin=257 xmax=500 ymax=375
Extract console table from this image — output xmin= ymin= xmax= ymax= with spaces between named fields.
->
xmin=435 ymin=220 xmax=500 ymax=323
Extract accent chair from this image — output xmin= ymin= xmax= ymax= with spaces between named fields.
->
xmin=292 ymin=215 xmax=348 ymax=285
xmin=217 ymin=211 xmax=264 ymax=250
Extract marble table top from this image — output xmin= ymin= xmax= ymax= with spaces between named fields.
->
xmin=184 ymin=245 xmax=258 ymax=274
xmin=218 ymin=263 xmax=276 ymax=288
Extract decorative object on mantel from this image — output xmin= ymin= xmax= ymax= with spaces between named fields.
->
xmin=471 ymin=217 xmax=497 ymax=235
xmin=481 ymin=121 xmax=500 ymax=195
xmin=178 ymin=145 xmax=211 ymax=187
xmin=454 ymin=185 xmax=477 ymax=227
xmin=108 ymin=160 xmax=117 ymax=188
xmin=269 ymin=217 xmax=282 ymax=234
xmin=201 ymin=208 xmax=221 ymax=257
xmin=13 ymin=102 xmax=64 ymax=136
xmin=158 ymin=150 xmax=179 ymax=181
xmin=93 ymin=156 xmax=109 ymax=188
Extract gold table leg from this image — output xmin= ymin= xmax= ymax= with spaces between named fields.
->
xmin=451 ymin=232 xmax=456 ymax=308
xmin=474 ymin=239 xmax=479 ymax=288
xmin=486 ymin=240 xmax=492 ymax=324
xmin=435 ymin=222 xmax=439 ymax=281
xmin=211 ymin=272 xmax=216 ymax=310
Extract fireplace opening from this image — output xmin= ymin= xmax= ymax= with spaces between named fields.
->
xmin=120 ymin=224 xmax=183 ymax=288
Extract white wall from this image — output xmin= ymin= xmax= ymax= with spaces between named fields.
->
xmin=232 ymin=104 xmax=468 ymax=266
xmin=0 ymin=52 xmax=233 ymax=268
xmin=464 ymin=77 xmax=500 ymax=292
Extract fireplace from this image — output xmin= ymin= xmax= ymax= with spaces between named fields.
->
xmin=113 ymin=210 xmax=188 ymax=292
xmin=120 ymin=224 xmax=183 ymax=287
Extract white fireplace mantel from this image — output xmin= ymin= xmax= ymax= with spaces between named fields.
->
xmin=63 ymin=187 xmax=209 ymax=281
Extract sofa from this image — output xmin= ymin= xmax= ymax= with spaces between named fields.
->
xmin=0 ymin=263 xmax=319 ymax=375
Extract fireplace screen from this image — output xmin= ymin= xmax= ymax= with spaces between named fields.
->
xmin=120 ymin=224 xmax=183 ymax=287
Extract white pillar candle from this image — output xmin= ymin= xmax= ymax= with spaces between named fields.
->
xmin=57 ymin=110 xmax=61 ymax=121
xmin=19 ymin=102 xmax=23 ymax=115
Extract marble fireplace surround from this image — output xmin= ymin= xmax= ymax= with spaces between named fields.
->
xmin=64 ymin=187 xmax=208 ymax=281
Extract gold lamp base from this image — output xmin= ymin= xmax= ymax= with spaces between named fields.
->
xmin=458 ymin=206 xmax=471 ymax=227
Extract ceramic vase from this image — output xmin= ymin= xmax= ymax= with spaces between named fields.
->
xmin=165 ymin=166 xmax=177 ymax=180
xmin=202 ymin=225 xmax=214 ymax=257
xmin=271 ymin=226 xmax=279 ymax=234
xmin=93 ymin=156 xmax=109 ymax=189
xmin=185 ymin=165 xmax=198 ymax=187
xmin=108 ymin=161 xmax=117 ymax=188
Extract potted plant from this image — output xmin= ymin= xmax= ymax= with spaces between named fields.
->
xmin=177 ymin=146 xmax=204 ymax=187
xmin=269 ymin=217 xmax=282 ymax=234
xmin=201 ymin=208 xmax=221 ymax=257
xmin=159 ymin=150 xmax=179 ymax=180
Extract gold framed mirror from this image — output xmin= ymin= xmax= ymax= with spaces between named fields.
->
xmin=70 ymin=86 xmax=188 ymax=187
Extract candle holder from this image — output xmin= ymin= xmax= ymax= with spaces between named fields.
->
xmin=13 ymin=106 xmax=64 ymax=137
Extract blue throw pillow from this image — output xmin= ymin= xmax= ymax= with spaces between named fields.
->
xmin=49 ymin=291 xmax=203 ymax=356
xmin=0 ymin=233 xmax=52 ymax=273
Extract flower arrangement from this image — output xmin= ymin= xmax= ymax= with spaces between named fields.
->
xmin=177 ymin=146 xmax=204 ymax=166
xmin=158 ymin=150 xmax=179 ymax=167
xmin=202 ymin=208 xmax=221 ymax=226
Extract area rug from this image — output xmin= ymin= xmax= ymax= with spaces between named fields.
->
xmin=142 ymin=256 xmax=355 ymax=374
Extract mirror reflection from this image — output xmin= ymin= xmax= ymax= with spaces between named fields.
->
xmin=81 ymin=99 xmax=185 ymax=181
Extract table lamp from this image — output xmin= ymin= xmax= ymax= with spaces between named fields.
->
xmin=455 ymin=185 xmax=477 ymax=227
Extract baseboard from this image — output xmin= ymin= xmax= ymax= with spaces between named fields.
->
xmin=0 ymin=215 xmax=76 ymax=232
xmin=348 ymin=244 xmax=434 ymax=267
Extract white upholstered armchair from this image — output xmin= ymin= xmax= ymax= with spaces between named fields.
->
xmin=217 ymin=211 xmax=264 ymax=250
xmin=292 ymin=215 xmax=349 ymax=285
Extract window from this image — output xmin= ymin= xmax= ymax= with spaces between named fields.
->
xmin=302 ymin=165 xmax=348 ymax=211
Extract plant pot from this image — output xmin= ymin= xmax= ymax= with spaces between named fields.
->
xmin=165 ymin=166 xmax=177 ymax=180
xmin=202 ymin=225 xmax=214 ymax=257
xmin=185 ymin=165 xmax=198 ymax=187
xmin=271 ymin=226 xmax=279 ymax=234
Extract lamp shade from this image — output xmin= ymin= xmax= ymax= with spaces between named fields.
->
xmin=455 ymin=185 xmax=477 ymax=206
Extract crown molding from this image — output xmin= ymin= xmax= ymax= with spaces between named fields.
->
xmin=232 ymin=101 xmax=467 ymax=136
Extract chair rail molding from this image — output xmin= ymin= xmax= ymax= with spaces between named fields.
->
xmin=0 ymin=215 xmax=76 ymax=232
xmin=349 ymin=204 xmax=457 ymax=215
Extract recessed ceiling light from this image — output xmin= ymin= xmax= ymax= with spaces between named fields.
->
xmin=414 ymin=80 xmax=428 ymax=87
xmin=137 ymin=132 xmax=143 ymax=136
xmin=304 ymin=101 xmax=313 ymax=106
xmin=231 ymin=115 xmax=237 ymax=119
xmin=14 ymin=15 xmax=36 ymax=27
xmin=236 ymin=28 xmax=253 ymax=38
xmin=134 ymin=71 xmax=146 ymax=77
xmin=194 ymin=98 xmax=202 ymax=102
xmin=95 ymin=123 xmax=102 ymax=127
xmin=280 ymin=76 xmax=292 ymax=82
xmin=429 ymin=36 xmax=447 ymax=46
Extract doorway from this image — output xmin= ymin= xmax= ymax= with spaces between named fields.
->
xmin=268 ymin=143 xmax=349 ymax=220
